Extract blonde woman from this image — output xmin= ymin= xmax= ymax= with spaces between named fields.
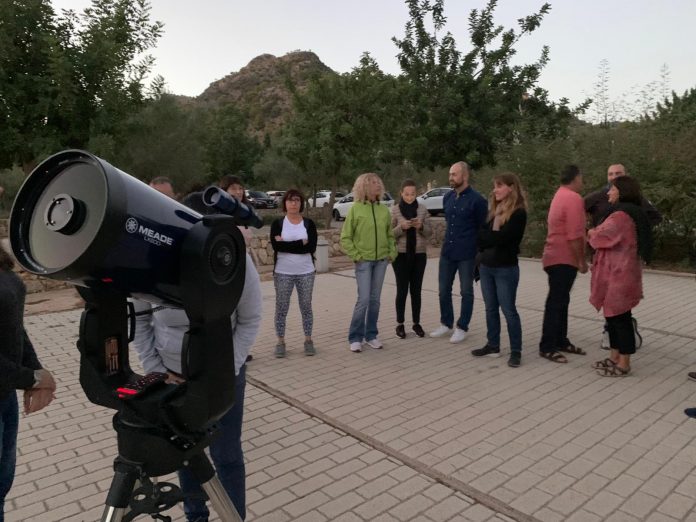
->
xmin=391 ymin=179 xmax=431 ymax=338
xmin=340 ymin=173 xmax=397 ymax=352
xmin=472 ymin=173 xmax=528 ymax=367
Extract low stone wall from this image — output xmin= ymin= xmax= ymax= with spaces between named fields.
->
xmin=247 ymin=218 xmax=446 ymax=266
xmin=249 ymin=229 xmax=344 ymax=266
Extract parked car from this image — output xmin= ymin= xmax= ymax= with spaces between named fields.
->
xmin=245 ymin=190 xmax=277 ymax=209
xmin=332 ymin=192 xmax=394 ymax=221
xmin=417 ymin=187 xmax=452 ymax=215
xmin=266 ymin=190 xmax=286 ymax=205
xmin=307 ymin=190 xmax=346 ymax=208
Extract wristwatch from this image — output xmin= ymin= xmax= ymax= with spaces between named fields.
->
xmin=32 ymin=370 xmax=42 ymax=388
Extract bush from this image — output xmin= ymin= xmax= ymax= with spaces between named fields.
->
xmin=0 ymin=167 xmax=26 ymax=218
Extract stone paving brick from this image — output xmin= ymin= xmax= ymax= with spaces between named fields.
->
xmin=546 ymin=488 xmax=590 ymax=516
xmin=424 ymin=495 xmax=473 ymax=520
xmin=620 ymin=491 xmax=662 ymax=519
xmin=583 ymin=489 xmax=625 ymax=518
xmin=283 ymin=490 xmax=333 ymax=518
xmin=388 ymin=494 xmax=434 ymax=521
xmin=656 ymin=492 xmax=695 ymax=520
xmin=316 ymin=491 xmax=364 ymax=518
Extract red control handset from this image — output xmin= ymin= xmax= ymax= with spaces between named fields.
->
xmin=116 ymin=372 xmax=168 ymax=400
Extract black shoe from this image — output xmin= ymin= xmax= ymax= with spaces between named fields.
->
xmin=471 ymin=345 xmax=501 ymax=357
xmin=396 ymin=324 xmax=406 ymax=339
xmin=412 ymin=324 xmax=425 ymax=338
xmin=688 ymin=372 xmax=696 ymax=382
xmin=686 ymin=408 xmax=696 ymax=418
xmin=246 ymin=354 xmax=253 ymax=362
xmin=508 ymin=352 xmax=521 ymax=367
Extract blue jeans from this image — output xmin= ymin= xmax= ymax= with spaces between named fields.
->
xmin=438 ymin=256 xmax=475 ymax=330
xmin=479 ymin=265 xmax=522 ymax=353
xmin=0 ymin=394 xmax=19 ymax=522
xmin=348 ymin=260 xmax=388 ymax=343
xmin=179 ymin=365 xmax=246 ymax=521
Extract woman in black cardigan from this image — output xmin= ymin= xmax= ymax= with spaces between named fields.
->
xmin=0 ymin=244 xmax=56 ymax=518
xmin=473 ymin=173 xmax=528 ymax=368
xmin=270 ymin=189 xmax=318 ymax=358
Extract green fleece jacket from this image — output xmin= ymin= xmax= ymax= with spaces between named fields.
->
xmin=340 ymin=200 xmax=397 ymax=262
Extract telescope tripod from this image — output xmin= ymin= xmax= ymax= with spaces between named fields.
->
xmin=100 ymin=415 xmax=243 ymax=522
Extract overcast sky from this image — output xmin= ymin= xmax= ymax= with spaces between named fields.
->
xmin=50 ymin=0 xmax=696 ymax=109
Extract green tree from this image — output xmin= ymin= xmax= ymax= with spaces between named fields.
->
xmin=110 ymin=94 xmax=208 ymax=192
xmin=203 ymin=104 xmax=262 ymax=184
xmin=281 ymin=54 xmax=402 ymax=223
xmin=0 ymin=0 xmax=162 ymax=173
xmin=392 ymin=0 xmax=577 ymax=168
xmin=252 ymin=147 xmax=304 ymax=190
xmin=0 ymin=0 xmax=61 ymax=172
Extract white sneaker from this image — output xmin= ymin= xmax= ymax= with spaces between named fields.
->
xmin=450 ymin=327 xmax=467 ymax=343
xmin=366 ymin=338 xmax=383 ymax=349
xmin=430 ymin=325 xmax=452 ymax=338
xmin=350 ymin=342 xmax=363 ymax=352
xmin=600 ymin=330 xmax=610 ymax=350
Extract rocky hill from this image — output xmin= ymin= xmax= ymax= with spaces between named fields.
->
xmin=197 ymin=51 xmax=333 ymax=135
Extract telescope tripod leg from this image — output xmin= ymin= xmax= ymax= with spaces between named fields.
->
xmin=188 ymin=452 xmax=244 ymax=522
xmin=100 ymin=463 xmax=139 ymax=522
xmin=201 ymin=475 xmax=244 ymax=522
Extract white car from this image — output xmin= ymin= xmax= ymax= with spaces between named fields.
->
xmin=307 ymin=190 xmax=345 ymax=208
xmin=266 ymin=190 xmax=286 ymax=205
xmin=332 ymin=192 xmax=394 ymax=221
xmin=417 ymin=187 xmax=452 ymax=215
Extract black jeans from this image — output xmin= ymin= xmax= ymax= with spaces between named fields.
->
xmin=606 ymin=310 xmax=636 ymax=355
xmin=539 ymin=264 xmax=577 ymax=353
xmin=392 ymin=252 xmax=427 ymax=324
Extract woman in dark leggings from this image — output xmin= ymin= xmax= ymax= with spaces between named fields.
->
xmin=589 ymin=176 xmax=652 ymax=376
xmin=390 ymin=179 xmax=431 ymax=339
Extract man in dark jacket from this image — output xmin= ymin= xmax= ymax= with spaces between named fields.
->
xmin=0 ymin=243 xmax=56 ymax=519
xmin=584 ymin=163 xmax=662 ymax=349
xmin=584 ymin=164 xmax=662 ymax=228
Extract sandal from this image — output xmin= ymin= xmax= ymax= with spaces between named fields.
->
xmin=591 ymin=358 xmax=617 ymax=369
xmin=558 ymin=343 xmax=586 ymax=355
xmin=596 ymin=365 xmax=630 ymax=377
xmin=539 ymin=351 xmax=568 ymax=363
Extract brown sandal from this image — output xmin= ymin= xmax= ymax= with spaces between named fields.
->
xmin=597 ymin=365 xmax=630 ymax=377
xmin=592 ymin=358 xmax=616 ymax=369
xmin=558 ymin=343 xmax=586 ymax=355
xmin=539 ymin=351 xmax=568 ymax=363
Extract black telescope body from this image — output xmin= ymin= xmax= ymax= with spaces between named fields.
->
xmin=10 ymin=150 xmax=247 ymax=480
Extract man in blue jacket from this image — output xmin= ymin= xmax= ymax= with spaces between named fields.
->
xmin=430 ymin=161 xmax=488 ymax=343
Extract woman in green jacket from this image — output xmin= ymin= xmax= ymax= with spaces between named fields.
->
xmin=340 ymin=173 xmax=397 ymax=352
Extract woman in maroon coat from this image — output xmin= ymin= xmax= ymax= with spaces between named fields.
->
xmin=589 ymin=176 xmax=653 ymax=377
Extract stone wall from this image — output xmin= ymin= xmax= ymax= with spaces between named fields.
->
xmin=247 ymin=218 xmax=446 ymax=265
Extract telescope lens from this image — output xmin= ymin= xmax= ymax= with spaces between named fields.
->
xmin=209 ymin=234 xmax=239 ymax=285
xmin=26 ymin=162 xmax=107 ymax=272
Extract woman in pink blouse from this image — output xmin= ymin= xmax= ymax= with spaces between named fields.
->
xmin=589 ymin=176 xmax=653 ymax=377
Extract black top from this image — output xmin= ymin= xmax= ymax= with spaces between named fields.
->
xmin=477 ymin=208 xmax=527 ymax=267
xmin=0 ymin=271 xmax=42 ymax=399
xmin=269 ymin=217 xmax=318 ymax=267
xmin=584 ymin=186 xmax=663 ymax=228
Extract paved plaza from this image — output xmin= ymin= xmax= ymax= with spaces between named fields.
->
xmin=6 ymin=258 xmax=696 ymax=521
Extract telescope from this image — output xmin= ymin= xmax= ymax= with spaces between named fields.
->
xmin=10 ymin=150 xmax=247 ymax=521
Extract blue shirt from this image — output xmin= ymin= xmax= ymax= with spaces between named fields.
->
xmin=441 ymin=186 xmax=488 ymax=261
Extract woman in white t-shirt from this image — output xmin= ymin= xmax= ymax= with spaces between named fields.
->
xmin=270 ymin=189 xmax=318 ymax=358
